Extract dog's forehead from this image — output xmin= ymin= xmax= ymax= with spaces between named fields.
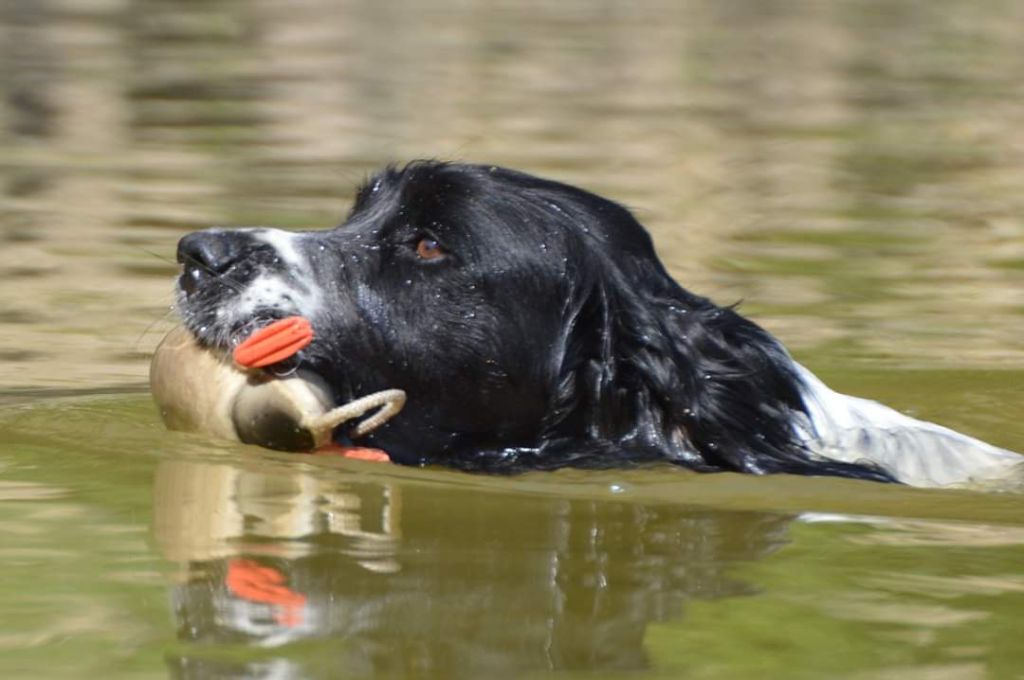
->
xmin=335 ymin=162 xmax=662 ymax=267
xmin=351 ymin=169 xmax=574 ymax=241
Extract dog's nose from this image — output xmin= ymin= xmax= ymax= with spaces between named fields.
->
xmin=176 ymin=230 xmax=246 ymax=296
xmin=177 ymin=230 xmax=241 ymax=272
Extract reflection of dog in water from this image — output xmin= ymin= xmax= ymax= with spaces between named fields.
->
xmin=154 ymin=457 xmax=792 ymax=677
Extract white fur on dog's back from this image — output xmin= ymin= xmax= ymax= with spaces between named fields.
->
xmin=793 ymin=364 xmax=1024 ymax=488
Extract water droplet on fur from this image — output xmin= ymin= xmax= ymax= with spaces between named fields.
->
xmin=404 ymin=279 xmax=413 ymax=286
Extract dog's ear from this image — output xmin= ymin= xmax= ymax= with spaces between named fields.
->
xmin=543 ymin=261 xmax=895 ymax=480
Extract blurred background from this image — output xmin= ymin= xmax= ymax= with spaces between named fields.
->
xmin=3 ymin=1 xmax=1024 ymax=678
xmin=3 ymin=0 xmax=1024 ymax=396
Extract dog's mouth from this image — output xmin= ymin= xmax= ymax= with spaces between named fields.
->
xmin=177 ymin=311 xmax=406 ymax=449
xmin=225 ymin=313 xmax=307 ymax=376
xmin=180 ymin=304 xmax=295 ymax=359
xmin=180 ymin=308 xmax=324 ymax=386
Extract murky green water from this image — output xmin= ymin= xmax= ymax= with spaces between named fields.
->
xmin=2 ymin=0 xmax=1024 ymax=677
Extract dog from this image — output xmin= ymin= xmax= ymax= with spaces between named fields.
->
xmin=173 ymin=161 xmax=1023 ymax=486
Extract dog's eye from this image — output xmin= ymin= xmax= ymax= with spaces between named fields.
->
xmin=415 ymin=237 xmax=446 ymax=261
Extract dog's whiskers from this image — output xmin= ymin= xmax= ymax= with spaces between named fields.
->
xmin=132 ymin=302 xmax=178 ymax=354
xmin=134 ymin=243 xmax=249 ymax=296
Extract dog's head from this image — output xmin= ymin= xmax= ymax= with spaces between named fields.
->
xmin=175 ymin=161 xmax=891 ymax=479
xmin=176 ymin=162 xmax=665 ymax=463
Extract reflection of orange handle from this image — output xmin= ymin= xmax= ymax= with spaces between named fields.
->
xmin=233 ymin=317 xmax=314 ymax=368
xmin=226 ymin=558 xmax=307 ymax=627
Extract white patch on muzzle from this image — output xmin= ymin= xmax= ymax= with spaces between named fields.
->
xmin=219 ymin=228 xmax=323 ymax=324
xmin=256 ymin=227 xmax=308 ymax=269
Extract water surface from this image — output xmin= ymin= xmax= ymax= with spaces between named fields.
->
xmin=2 ymin=0 xmax=1024 ymax=677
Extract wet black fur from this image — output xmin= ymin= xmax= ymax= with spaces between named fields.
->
xmin=176 ymin=161 xmax=894 ymax=482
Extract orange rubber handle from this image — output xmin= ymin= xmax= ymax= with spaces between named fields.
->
xmin=233 ymin=316 xmax=314 ymax=368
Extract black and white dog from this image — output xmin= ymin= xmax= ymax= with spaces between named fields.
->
xmin=174 ymin=161 xmax=1022 ymax=486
